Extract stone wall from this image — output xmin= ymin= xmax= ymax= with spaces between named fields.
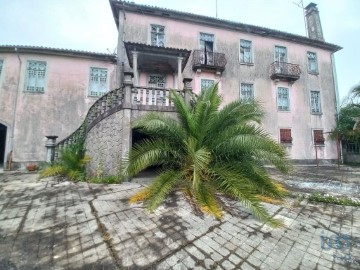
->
xmin=85 ymin=110 xmax=124 ymax=176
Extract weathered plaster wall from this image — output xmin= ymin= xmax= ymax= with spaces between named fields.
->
xmin=0 ymin=52 xmax=116 ymax=168
xmin=86 ymin=110 xmax=124 ymax=176
xmin=122 ymin=12 xmax=338 ymax=162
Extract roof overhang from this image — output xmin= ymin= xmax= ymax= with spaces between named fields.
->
xmin=124 ymin=42 xmax=191 ymax=73
xmin=0 ymin=45 xmax=117 ymax=63
xmin=109 ymin=0 xmax=342 ymax=53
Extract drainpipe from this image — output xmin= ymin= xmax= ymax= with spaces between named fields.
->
xmin=9 ymin=47 xmax=22 ymax=169
xmin=331 ymin=53 xmax=343 ymax=164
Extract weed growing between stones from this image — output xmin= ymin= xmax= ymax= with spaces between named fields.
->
xmin=309 ymin=192 xmax=360 ymax=206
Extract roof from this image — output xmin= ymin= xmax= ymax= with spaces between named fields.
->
xmin=109 ymin=0 xmax=342 ymax=52
xmin=0 ymin=45 xmax=117 ymax=62
xmin=124 ymin=42 xmax=191 ymax=72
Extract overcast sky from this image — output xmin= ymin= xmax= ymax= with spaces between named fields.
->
xmin=1 ymin=0 xmax=359 ymax=101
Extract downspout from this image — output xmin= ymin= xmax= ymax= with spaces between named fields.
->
xmin=9 ymin=47 xmax=22 ymax=169
xmin=331 ymin=53 xmax=343 ymax=163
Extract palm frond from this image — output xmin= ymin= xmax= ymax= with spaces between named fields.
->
xmin=193 ymin=182 xmax=223 ymax=219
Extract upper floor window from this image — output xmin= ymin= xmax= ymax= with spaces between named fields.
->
xmin=148 ymin=74 xmax=166 ymax=88
xmin=310 ymin=91 xmax=321 ymax=114
xmin=280 ymin=128 xmax=292 ymax=144
xmin=240 ymin=83 xmax=254 ymax=101
xmin=313 ymin=129 xmax=325 ymax=145
xmin=201 ymin=79 xmax=214 ymax=91
xmin=89 ymin=67 xmax=108 ymax=97
xmin=151 ymin=25 xmax=165 ymax=47
xmin=240 ymin=40 xmax=252 ymax=63
xmin=307 ymin=52 xmax=318 ymax=73
xmin=275 ymin=46 xmax=287 ymax=62
xmin=277 ymin=87 xmax=290 ymax=111
xmin=0 ymin=60 xmax=3 ymax=77
xmin=199 ymin=33 xmax=214 ymax=52
xmin=25 ymin=60 xmax=46 ymax=93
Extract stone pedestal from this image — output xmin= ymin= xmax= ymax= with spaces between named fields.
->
xmin=45 ymin=136 xmax=58 ymax=163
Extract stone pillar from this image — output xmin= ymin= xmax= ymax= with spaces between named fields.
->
xmin=177 ymin=57 xmax=183 ymax=90
xmin=183 ymin=77 xmax=193 ymax=105
xmin=122 ymin=71 xmax=134 ymax=180
xmin=45 ymin=136 xmax=58 ymax=163
xmin=132 ymin=51 xmax=139 ymax=86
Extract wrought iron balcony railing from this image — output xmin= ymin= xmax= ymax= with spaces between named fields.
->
xmin=270 ymin=61 xmax=301 ymax=82
xmin=192 ymin=50 xmax=227 ymax=72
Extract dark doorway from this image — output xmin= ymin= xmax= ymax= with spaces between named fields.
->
xmin=0 ymin=124 xmax=7 ymax=166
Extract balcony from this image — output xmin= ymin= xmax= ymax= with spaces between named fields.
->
xmin=192 ymin=50 xmax=227 ymax=72
xmin=270 ymin=61 xmax=301 ymax=82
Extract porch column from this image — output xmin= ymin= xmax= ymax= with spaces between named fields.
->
xmin=132 ymin=51 xmax=139 ymax=86
xmin=177 ymin=56 xmax=183 ymax=90
xmin=45 ymin=136 xmax=58 ymax=163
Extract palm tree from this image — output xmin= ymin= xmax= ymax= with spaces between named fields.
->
xmin=124 ymin=84 xmax=290 ymax=226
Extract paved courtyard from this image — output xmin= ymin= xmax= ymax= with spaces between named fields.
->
xmin=0 ymin=166 xmax=359 ymax=270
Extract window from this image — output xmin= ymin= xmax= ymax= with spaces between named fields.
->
xmin=25 ymin=60 xmax=46 ymax=93
xmin=310 ymin=91 xmax=321 ymax=114
xmin=275 ymin=46 xmax=287 ymax=62
xmin=199 ymin=33 xmax=214 ymax=65
xmin=277 ymin=87 xmax=290 ymax=111
xmin=240 ymin=40 xmax=252 ymax=63
xmin=148 ymin=75 xmax=166 ymax=88
xmin=346 ymin=142 xmax=360 ymax=154
xmin=201 ymin=79 xmax=214 ymax=91
xmin=313 ymin=130 xmax=325 ymax=145
xmin=151 ymin=25 xmax=165 ymax=47
xmin=89 ymin=67 xmax=108 ymax=97
xmin=307 ymin=52 xmax=318 ymax=73
xmin=280 ymin=129 xmax=292 ymax=144
xmin=240 ymin=83 xmax=254 ymax=101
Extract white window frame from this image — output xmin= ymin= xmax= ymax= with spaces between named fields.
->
xmin=150 ymin=24 xmax=165 ymax=47
xmin=274 ymin=45 xmax=288 ymax=62
xmin=277 ymin=87 xmax=290 ymax=111
xmin=239 ymin=39 xmax=253 ymax=64
xmin=148 ymin=74 xmax=166 ymax=88
xmin=200 ymin=78 xmax=215 ymax=91
xmin=24 ymin=60 xmax=47 ymax=93
xmin=307 ymin=51 xmax=318 ymax=73
xmin=88 ymin=67 xmax=108 ymax=97
xmin=240 ymin=83 xmax=254 ymax=101
xmin=279 ymin=128 xmax=293 ymax=144
xmin=310 ymin=90 xmax=322 ymax=114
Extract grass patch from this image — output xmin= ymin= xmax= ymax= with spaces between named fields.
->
xmin=88 ymin=175 xmax=123 ymax=184
xmin=309 ymin=192 xmax=360 ymax=207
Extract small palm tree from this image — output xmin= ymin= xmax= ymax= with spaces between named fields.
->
xmin=124 ymin=84 xmax=290 ymax=225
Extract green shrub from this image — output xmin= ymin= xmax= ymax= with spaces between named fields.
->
xmin=309 ymin=193 xmax=360 ymax=207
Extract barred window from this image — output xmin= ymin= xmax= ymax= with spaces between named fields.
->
xmin=240 ymin=83 xmax=254 ymax=101
xmin=310 ymin=91 xmax=321 ymax=114
xmin=277 ymin=87 xmax=290 ymax=111
xmin=313 ymin=129 xmax=325 ymax=145
xmin=89 ymin=67 xmax=108 ymax=97
xmin=151 ymin=25 xmax=165 ymax=47
xmin=25 ymin=60 xmax=46 ymax=93
xmin=275 ymin=46 xmax=287 ymax=62
xmin=280 ymin=129 xmax=292 ymax=143
xmin=201 ymin=79 xmax=215 ymax=91
xmin=148 ymin=75 xmax=166 ymax=88
xmin=307 ymin=52 xmax=318 ymax=73
xmin=240 ymin=40 xmax=252 ymax=63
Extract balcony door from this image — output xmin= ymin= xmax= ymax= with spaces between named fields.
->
xmin=274 ymin=46 xmax=287 ymax=73
xmin=199 ymin=33 xmax=214 ymax=65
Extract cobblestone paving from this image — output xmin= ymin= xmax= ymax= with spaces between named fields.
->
xmin=0 ymin=169 xmax=359 ymax=270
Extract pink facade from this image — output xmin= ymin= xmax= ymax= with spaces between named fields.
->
xmin=0 ymin=47 xmax=117 ymax=169
xmin=112 ymin=1 xmax=341 ymax=163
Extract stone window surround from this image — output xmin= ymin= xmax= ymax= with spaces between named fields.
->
xmin=150 ymin=24 xmax=165 ymax=47
xmin=313 ymin=129 xmax=325 ymax=146
xmin=239 ymin=39 xmax=253 ymax=64
xmin=240 ymin=82 xmax=254 ymax=101
xmin=279 ymin=128 xmax=292 ymax=144
xmin=200 ymin=78 xmax=215 ymax=91
xmin=88 ymin=67 xmax=109 ymax=97
xmin=274 ymin=45 xmax=288 ymax=62
xmin=24 ymin=60 xmax=47 ymax=94
xmin=307 ymin=51 xmax=319 ymax=74
xmin=310 ymin=90 xmax=322 ymax=115
xmin=277 ymin=87 xmax=290 ymax=112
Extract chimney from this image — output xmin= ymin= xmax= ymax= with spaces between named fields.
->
xmin=305 ymin=3 xmax=324 ymax=41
